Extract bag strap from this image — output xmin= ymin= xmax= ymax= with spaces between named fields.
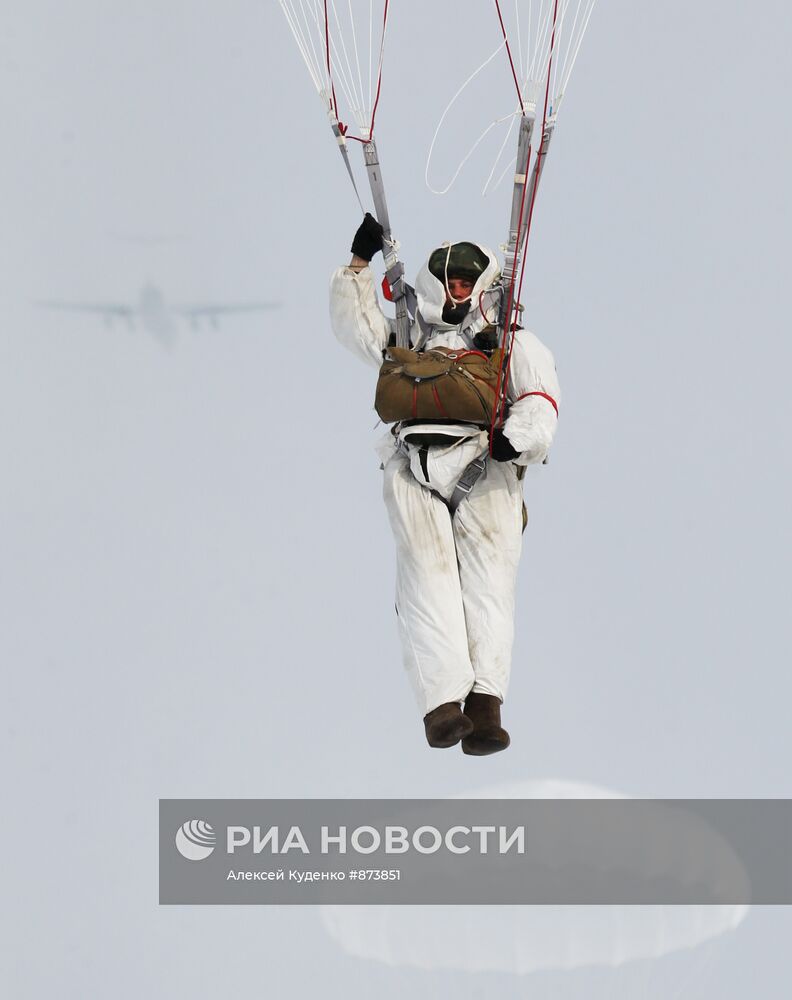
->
xmin=412 ymin=311 xmax=432 ymax=352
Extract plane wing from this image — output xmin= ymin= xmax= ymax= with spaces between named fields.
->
xmin=174 ymin=302 xmax=281 ymax=318
xmin=35 ymin=299 xmax=135 ymax=317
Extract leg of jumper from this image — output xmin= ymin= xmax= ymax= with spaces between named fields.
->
xmin=382 ymin=452 xmax=475 ymax=716
xmin=453 ymin=461 xmax=524 ymax=703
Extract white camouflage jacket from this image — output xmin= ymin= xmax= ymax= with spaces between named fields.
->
xmin=329 ymin=241 xmax=561 ymax=497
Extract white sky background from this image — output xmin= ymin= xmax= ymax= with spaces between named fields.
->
xmin=1 ymin=1 xmax=791 ymax=997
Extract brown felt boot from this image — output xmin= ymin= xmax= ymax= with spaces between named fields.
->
xmin=423 ymin=702 xmax=475 ymax=749
xmin=461 ymin=692 xmax=510 ymax=755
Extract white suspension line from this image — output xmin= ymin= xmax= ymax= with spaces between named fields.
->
xmin=526 ymin=0 xmax=568 ymax=111
xmin=328 ymin=2 xmax=360 ymax=103
xmin=490 ymin=152 xmax=519 ymax=196
xmin=291 ymin=0 xmax=389 ymax=135
xmin=515 ymin=0 xmax=524 ymax=85
xmin=428 ymin=116 xmax=518 ymax=196
xmin=482 ymin=113 xmax=519 ymax=196
xmin=374 ymin=5 xmax=388 ymax=98
xmin=547 ymin=0 xmax=570 ymax=109
xmin=424 ymin=40 xmax=507 ymax=194
xmin=329 ymin=0 xmax=367 ymax=123
xmin=558 ymin=0 xmax=584 ymax=84
xmin=297 ymin=0 xmax=327 ymax=87
xmin=557 ymin=0 xmax=597 ymax=101
xmin=324 ymin=9 xmax=367 ymax=126
xmin=526 ymin=2 xmax=555 ymax=84
xmin=368 ymin=0 xmax=373 ymax=113
xmin=311 ymin=2 xmax=354 ymax=116
xmin=346 ymin=0 xmax=366 ymax=118
xmin=524 ymin=0 xmax=534 ymax=80
xmin=280 ymin=0 xmax=324 ymax=94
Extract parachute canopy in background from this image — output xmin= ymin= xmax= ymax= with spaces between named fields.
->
xmin=321 ymin=780 xmax=749 ymax=977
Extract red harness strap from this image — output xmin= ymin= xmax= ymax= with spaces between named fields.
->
xmin=512 ymin=390 xmax=559 ymax=418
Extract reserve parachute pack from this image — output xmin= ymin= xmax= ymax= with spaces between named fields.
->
xmin=374 ymin=345 xmax=504 ymax=425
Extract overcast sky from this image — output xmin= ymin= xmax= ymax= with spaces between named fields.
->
xmin=2 ymin=1 xmax=791 ymax=997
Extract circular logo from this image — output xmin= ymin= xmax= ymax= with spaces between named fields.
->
xmin=175 ymin=819 xmax=216 ymax=861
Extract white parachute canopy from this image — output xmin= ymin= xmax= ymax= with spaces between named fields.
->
xmin=321 ymin=780 xmax=749 ymax=977
xmin=278 ymin=0 xmax=389 ymax=140
xmin=426 ymin=0 xmax=598 ymax=195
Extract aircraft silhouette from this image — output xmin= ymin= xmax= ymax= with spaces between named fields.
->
xmin=36 ymin=282 xmax=281 ymax=346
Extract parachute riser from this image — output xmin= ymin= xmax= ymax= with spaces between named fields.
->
xmin=363 ymin=137 xmax=411 ymax=349
xmin=330 ymin=120 xmax=365 ymax=212
xmin=522 ymin=120 xmax=555 ymax=249
xmin=492 ymin=116 xmax=555 ymax=431
xmin=497 ymin=117 xmax=555 ymax=337
xmin=500 ymin=114 xmax=535 ymax=292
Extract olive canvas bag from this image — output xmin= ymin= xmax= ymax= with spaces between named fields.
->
xmin=374 ymin=345 xmax=505 ymax=425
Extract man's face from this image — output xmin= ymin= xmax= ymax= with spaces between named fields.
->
xmin=445 ymin=276 xmax=475 ymax=304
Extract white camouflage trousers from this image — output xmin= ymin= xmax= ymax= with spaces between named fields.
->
xmin=382 ymin=451 xmax=525 ymax=716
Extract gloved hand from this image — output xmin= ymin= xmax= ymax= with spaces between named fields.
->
xmin=351 ymin=212 xmax=385 ymax=261
xmin=490 ymin=427 xmax=520 ymax=462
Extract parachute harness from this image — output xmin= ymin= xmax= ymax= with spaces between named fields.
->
xmin=280 ymin=0 xmax=597 ymax=371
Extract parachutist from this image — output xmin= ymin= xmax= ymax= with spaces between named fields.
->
xmin=331 ymin=222 xmax=560 ymax=754
xmin=284 ymin=0 xmax=596 ymax=758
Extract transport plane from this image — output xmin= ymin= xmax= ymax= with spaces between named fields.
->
xmin=36 ymin=282 xmax=281 ymax=346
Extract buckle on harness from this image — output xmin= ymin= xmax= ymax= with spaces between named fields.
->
xmin=455 ymin=457 xmax=487 ymax=494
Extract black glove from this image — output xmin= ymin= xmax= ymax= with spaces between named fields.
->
xmin=351 ymin=212 xmax=385 ymax=262
xmin=490 ymin=427 xmax=520 ymax=462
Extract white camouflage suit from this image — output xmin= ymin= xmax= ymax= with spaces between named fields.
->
xmin=329 ymin=243 xmax=560 ymax=717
